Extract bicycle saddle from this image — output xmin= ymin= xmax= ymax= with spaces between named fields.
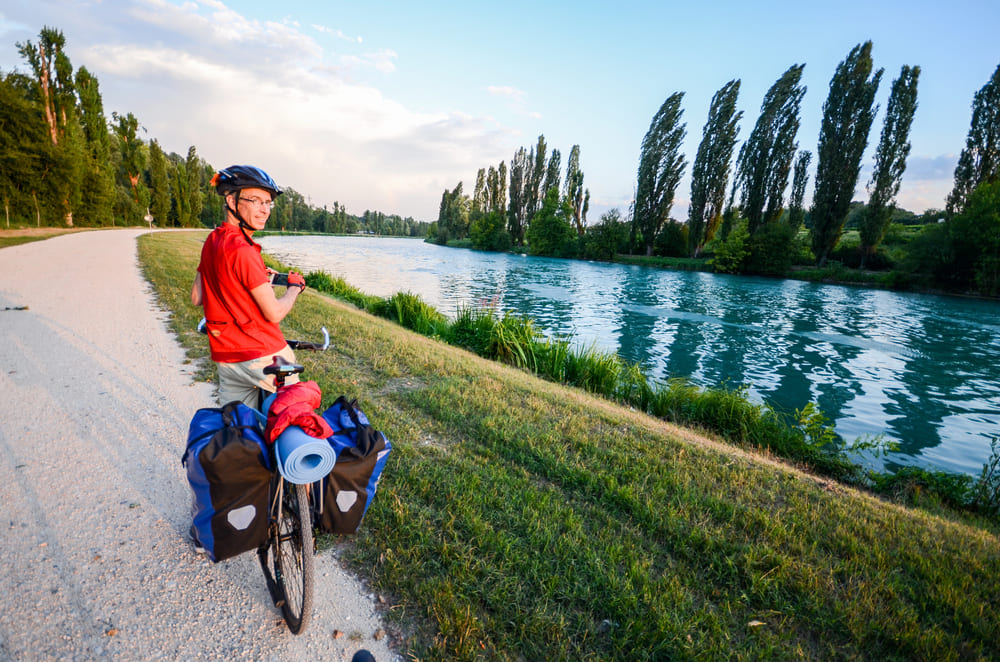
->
xmin=263 ymin=355 xmax=305 ymax=376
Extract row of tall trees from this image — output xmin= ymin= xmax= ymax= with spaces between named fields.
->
xmin=637 ymin=42 xmax=997 ymax=294
xmin=430 ymin=135 xmax=590 ymax=256
xmin=431 ymin=40 xmax=997 ymax=295
xmin=2 ymin=26 xmax=422 ymax=235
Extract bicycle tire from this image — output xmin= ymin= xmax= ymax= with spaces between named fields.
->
xmin=263 ymin=481 xmax=314 ymax=634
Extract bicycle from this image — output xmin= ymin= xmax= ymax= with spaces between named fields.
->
xmin=197 ymin=310 xmax=330 ymax=635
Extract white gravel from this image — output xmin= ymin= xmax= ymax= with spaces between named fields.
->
xmin=0 ymin=229 xmax=402 ymax=662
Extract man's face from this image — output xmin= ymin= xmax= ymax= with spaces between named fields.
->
xmin=232 ymin=187 xmax=274 ymax=231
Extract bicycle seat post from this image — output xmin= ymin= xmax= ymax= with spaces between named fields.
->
xmin=263 ymin=355 xmax=306 ymax=393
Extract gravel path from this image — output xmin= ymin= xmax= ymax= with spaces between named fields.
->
xmin=0 ymin=229 xmax=400 ymax=662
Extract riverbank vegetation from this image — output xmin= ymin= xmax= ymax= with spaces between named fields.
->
xmin=300 ymin=267 xmax=1000 ymax=521
xmin=139 ymin=231 xmax=998 ymax=661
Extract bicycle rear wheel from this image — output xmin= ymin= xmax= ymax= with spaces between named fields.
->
xmin=261 ymin=481 xmax=314 ymax=633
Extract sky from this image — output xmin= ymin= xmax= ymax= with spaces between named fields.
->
xmin=2 ymin=0 xmax=998 ymax=223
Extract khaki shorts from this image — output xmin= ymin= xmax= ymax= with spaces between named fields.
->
xmin=217 ymin=345 xmax=299 ymax=409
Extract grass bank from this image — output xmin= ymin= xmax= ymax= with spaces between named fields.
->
xmin=139 ymin=231 xmax=1000 ymax=661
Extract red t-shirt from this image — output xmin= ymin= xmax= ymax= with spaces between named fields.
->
xmin=197 ymin=223 xmax=287 ymax=363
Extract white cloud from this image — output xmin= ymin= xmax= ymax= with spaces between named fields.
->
xmin=311 ymin=23 xmax=363 ymax=44
xmin=4 ymin=0 xmax=515 ymax=219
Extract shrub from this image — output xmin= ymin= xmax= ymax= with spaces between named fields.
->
xmin=654 ymin=219 xmax=688 ymax=258
xmin=710 ymin=220 xmax=750 ymax=274
xmin=469 ymin=210 xmax=513 ymax=252
xmin=746 ymin=221 xmax=796 ymax=275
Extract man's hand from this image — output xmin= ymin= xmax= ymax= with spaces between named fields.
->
xmin=287 ymin=271 xmax=306 ymax=290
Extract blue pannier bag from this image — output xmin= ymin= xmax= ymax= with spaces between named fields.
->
xmin=183 ymin=401 xmax=272 ymax=562
xmin=313 ymin=396 xmax=391 ymax=534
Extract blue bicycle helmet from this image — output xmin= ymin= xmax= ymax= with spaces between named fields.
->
xmin=210 ymin=165 xmax=283 ymax=198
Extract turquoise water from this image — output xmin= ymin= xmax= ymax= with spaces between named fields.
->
xmin=261 ymin=235 xmax=1000 ymax=477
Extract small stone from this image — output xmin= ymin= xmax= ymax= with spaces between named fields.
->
xmin=333 ymin=630 xmax=345 ymax=639
xmin=373 ymin=629 xmax=385 ymax=641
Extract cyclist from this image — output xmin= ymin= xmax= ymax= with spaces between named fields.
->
xmin=191 ymin=165 xmax=307 ymax=408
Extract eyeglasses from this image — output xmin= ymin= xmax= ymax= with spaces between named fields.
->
xmin=239 ymin=196 xmax=275 ymax=210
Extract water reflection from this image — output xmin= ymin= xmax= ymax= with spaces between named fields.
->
xmin=260 ymin=235 xmax=1000 ymax=476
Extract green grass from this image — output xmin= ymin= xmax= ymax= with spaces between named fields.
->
xmin=0 ymin=226 xmax=92 ymax=249
xmin=139 ymin=231 xmax=1000 ymax=661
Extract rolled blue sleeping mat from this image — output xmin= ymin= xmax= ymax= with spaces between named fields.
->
xmin=274 ymin=425 xmax=337 ymax=485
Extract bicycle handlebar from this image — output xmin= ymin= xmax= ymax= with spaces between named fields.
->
xmin=197 ymin=318 xmax=329 ymax=351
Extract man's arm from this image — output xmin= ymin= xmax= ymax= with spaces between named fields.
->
xmin=250 ymin=281 xmax=303 ymax=323
xmin=191 ymin=272 xmax=203 ymax=306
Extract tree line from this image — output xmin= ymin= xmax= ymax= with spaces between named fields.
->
xmin=0 ymin=26 xmax=429 ymax=237
xmin=433 ymin=42 xmax=1000 ymax=297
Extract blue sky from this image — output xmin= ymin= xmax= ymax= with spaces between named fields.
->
xmin=2 ymin=0 xmax=998 ymax=222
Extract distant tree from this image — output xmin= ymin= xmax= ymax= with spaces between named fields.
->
xmin=564 ymin=145 xmax=588 ymax=235
xmin=860 ymin=65 xmax=920 ymax=267
xmin=583 ymin=208 xmax=628 ymax=261
xmin=472 ymin=167 xmax=487 ymax=214
xmin=17 ymin=26 xmax=82 ymax=226
xmin=0 ymin=73 xmax=51 ymax=226
xmin=632 ymin=92 xmax=687 ymax=256
xmin=543 ymin=148 xmax=561 ymax=197
xmin=147 ymin=139 xmax=170 ymax=226
xmin=946 ymin=63 xmax=1000 ymax=214
xmin=488 ymin=161 xmax=506 ymax=214
xmin=688 ymin=79 xmax=742 ymax=256
xmin=734 ymin=65 xmax=806 ymax=234
xmin=170 ymin=160 xmax=191 ymax=227
xmin=811 ymin=41 xmax=883 ymax=266
xmin=525 ymin=135 xmax=547 ymax=223
xmin=946 ymin=180 xmax=1000 ymax=294
xmin=16 ymin=27 xmax=75 ymax=147
xmin=111 ymin=111 xmax=148 ymax=224
xmin=711 ymin=219 xmax=750 ymax=274
xmin=469 ymin=210 xmax=512 ymax=252
xmin=74 ymin=66 xmax=113 ymax=225
xmin=787 ymin=150 xmax=812 ymax=231
xmin=434 ymin=182 xmax=470 ymax=244
xmin=507 ymin=146 xmax=528 ymax=245
xmin=186 ymin=146 xmax=204 ymax=227
xmin=526 ymin=187 xmax=576 ymax=257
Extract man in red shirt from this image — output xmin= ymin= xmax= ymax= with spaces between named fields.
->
xmin=191 ymin=165 xmax=306 ymax=408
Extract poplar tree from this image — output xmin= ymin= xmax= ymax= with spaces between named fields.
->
xmin=787 ymin=150 xmax=812 ymax=231
xmin=186 ymin=146 xmax=204 ymax=226
xmin=491 ymin=161 xmax=507 ymax=214
xmin=811 ymin=41 xmax=883 ymax=266
xmin=472 ymin=167 xmax=488 ymax=213
xmin=111 ymin=111 xmax=149 ymax=224
xmin=734 ymin=65 xmax=806 ymax=234
xmin=632 ymin=92 xmax=687 ymax=256
xmin=171 ymin=160 xmax=191 ymax=227
xmin=688 ymin=79 xmax=742 ymax=256
xmin=946 ymin=63 xmax=1000 ymax=214
xmin=147 ymin=139 xmax=170 ymax=225
xmin=860 ymin=65 xmax=920 ymax=267
xmin=525 ymin=135 xmax=547 ymax=222
xmin=564 ymin=145 xmax=588 ymax=235
xmin=74 ymin=66 xmax=113 ymax=225
xmin=543 ymin=148 xmax=561 ymax=197
xmin=507 ymin=147 xmax=528 ymax=244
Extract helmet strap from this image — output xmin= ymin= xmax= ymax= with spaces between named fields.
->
xmin=225 ymin=194 xmax=256 ymax=245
